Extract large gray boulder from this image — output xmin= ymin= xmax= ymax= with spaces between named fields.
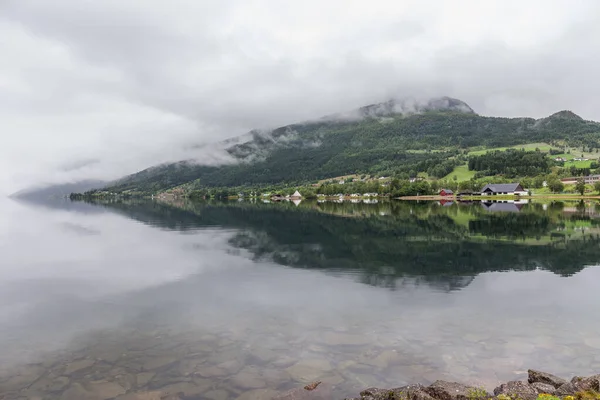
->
xmin=425 ymin=380 xmax=490 ymax=400
xmin=493 ymin=381 xmax=538 ymax=400
xmin=531 ymin=382 xmax=557 ymax=395
xmin=353 ymin=384 xmax=437 ymax=400
xmin=556 ymin=374 xmax=600 ymax=395
xmin=527 ymin=370 xmax=567 ymax=389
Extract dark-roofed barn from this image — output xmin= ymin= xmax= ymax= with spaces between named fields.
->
xmin=480 ymin=183 xmax=527 ymax=196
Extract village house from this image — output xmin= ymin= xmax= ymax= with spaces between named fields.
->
xmin=561 ymin=174 xmax=600 ymax=185
xmin=289 ymin=190 xmax=302 ymax=199
xmin=480 ymin=183 xmax=527 ymax=196
xmin=439 ymin=189 xmax=453 ymax=196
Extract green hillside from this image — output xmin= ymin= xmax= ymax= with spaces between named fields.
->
xmin=103 ymin=98 xmax=600 ymax=194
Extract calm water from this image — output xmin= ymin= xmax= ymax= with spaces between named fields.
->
xmin=1 ymin=197 xmax=600 ymax=399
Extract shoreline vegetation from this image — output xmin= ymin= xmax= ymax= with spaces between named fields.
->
xmin=69 ymin=191 xmax=600 ymax=202
xmin=333 ymin=370 xmax=600 ymax=400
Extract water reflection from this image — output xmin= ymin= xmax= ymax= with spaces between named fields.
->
xmin=86 ymin=198 xmax=600 ymax=284
xmin=1 ymin=198 xmax=600 ymax=399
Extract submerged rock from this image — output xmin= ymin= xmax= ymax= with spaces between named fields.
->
xmin=230 ymin=366 xmax=267 ymax=390
xmin=60 ymin=381 xmax=127 ymax=400
xmin=285 ymin=359 xmax=333 ymax=383
xmin=273 ymin=382 xmax=332 ymax=400
xmin=136 ymin=372 xmax=156 ymax=387
xmin=64 ymin=359 xmax=96 ymax=375
xmin=320 ymin=332 xmax=370 ymax=346
xmin=115 ymin=391 xmax=162 ymax=400
xmin=157 ymin=381 xmax=210 ymax=397
xmin=203 ymin=389 xmax=230 ymax=400
xmin=236 ymin=388 xmax=279 ymax=400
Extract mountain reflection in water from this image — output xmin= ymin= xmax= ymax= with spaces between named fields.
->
xmin=1 ymin=198 xmax=600 ymax=399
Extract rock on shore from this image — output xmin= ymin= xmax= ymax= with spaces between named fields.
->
xmin=340 ymin=370 xmax=600 ymax=400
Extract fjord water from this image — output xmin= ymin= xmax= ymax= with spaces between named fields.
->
xmin=1 ymin=198 xmax=600 ymax=399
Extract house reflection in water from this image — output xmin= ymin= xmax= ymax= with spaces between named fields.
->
xmin=481 ymin=199 xmax=528 ymax=213
xmin=438 ymin=199 xmax=454 ymax=207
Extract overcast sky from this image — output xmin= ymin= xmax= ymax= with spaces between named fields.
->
xmin=1 ymin=0 xmax=599 ymax=194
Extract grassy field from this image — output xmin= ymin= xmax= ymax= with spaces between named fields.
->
xmin=467 ymin=142 xmax=552 ymax=156
xmin=550 ymin=152 xmax=596 ymax=168
xmin=442 ymin=164 xmax=476 ymax=182
xmin=405 ymin=149 xmax=447 ymax=154
xmin=565 ymin=159 xmax=594 ymax=168
xmin=467 ymin=142 xmax=599 ymax=169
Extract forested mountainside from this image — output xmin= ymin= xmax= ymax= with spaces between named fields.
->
xmin=103 ymin=97 xmax=600 ymax=194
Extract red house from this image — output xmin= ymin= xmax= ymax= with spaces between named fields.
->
xmin=439 ymin=189 xmax=454 ymax=196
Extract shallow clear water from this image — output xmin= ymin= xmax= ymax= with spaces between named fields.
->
xmin=1 ymin=198 xmax=600 ymax=399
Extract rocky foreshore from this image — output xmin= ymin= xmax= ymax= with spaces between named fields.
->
xmin=274 ymin=370 xmax=600 ymax=400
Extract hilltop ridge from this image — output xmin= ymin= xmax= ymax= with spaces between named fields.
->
xmin=59 ymin=96 xmax=600 ymax=196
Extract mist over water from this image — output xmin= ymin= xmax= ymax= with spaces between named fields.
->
xmin=1 ymin=198 xmax=600 ymax=399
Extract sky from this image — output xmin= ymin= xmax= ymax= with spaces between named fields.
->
xmin=1 ymin=0 xmax=599 ymax=194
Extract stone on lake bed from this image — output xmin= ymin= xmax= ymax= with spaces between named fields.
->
xmin=286 ymin=359 xmax=333 ymax=383
xmin=60 ymin=381 xmax=126 ymax=400
xmin=319 ymin=373 xmax=345 ymax=385
xmin=142 ymin=356 xmax=179 ymax=371
xmin=30 ymin=375 xmax=70 ymax=392
xmin=64 ymin=359 xmax=96 ymax=375
xmin=273 ymin=382 xmax=333 ymax=400
xmin=203 ymin=389 xmax=231 ymax=400
xmin=194 ymin=365 xmax=229 ymax=378
xmin=136 ymin=371 xmax=156 ymax=387
xmin=156 ymin=381 xmax=210 ymax=397
xmin=361 ymin=349 xmax=401 ymax=369
xmin=272 ymin=356 xmax=298 ymax=368
xmin=262 ymin=368 xmax=292 ymax=386
xmin=584 ymin=337 xmax=600 ymax=349
xmin=319 ymin=332 xmax=370 ymax=346
xmin=115 ymin=391 xmax=163 ymax=400
xmin=236 ymin=388 xmax=280 ymax=400
xmin=230 ymin=366 xmax=267 ymax=390
xmin=248 ymin=347 xmax=279 ymax=363
xmin=217 ymin=359 xmax=244 ymax=374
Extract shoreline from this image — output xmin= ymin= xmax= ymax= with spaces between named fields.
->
xmin=398 ymin=195 xmax=600 ymax=201
xmin=280 ymin=370 xmax=600 ymax=400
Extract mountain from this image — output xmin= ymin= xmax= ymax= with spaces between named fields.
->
xmin=103 ymin=96 xmax=600 ymax=194
xmin=11 ymin=179 xmax=108 ymax=200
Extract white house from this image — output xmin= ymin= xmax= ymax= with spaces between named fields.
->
xmin=480 ymin=183 xmax=528 ymax=196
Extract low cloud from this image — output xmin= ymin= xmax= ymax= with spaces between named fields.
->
xmin=1 ymin=0 xmax=599 ymax=193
